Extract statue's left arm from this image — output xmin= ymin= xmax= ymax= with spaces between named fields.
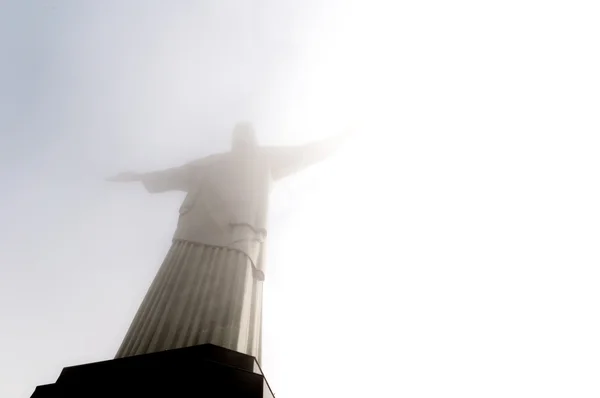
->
xmin=265 ymin=133 xmax=351 ymax=181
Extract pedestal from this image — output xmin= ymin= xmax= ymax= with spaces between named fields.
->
xmin=31 ymin=344 xmax=275 ymax=397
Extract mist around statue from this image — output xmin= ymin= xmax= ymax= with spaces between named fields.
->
xmin=3 ymin=1 xmax=600 ymax=398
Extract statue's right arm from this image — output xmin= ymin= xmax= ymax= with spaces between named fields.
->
xmin=107 ymin=166 xmax=192 ymax=193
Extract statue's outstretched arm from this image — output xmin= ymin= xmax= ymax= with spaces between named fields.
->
xmin=107 ymin=165 xmax=192 ymax=193
xmin=266 ymin=132 xmax=351 ymax=181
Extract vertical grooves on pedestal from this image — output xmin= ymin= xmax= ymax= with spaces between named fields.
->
xmin=226 ymin=253 xmax=247 ymax=348
xmin=115 ymin=241 xmax=262 ymax=359
xmin=146 ymin=243 xmax=195 ymax=352
xmin=180 ymin=247 xmax=218 ymax=348
xmin=116 ymin=245 xmax=178 ymax=358
xmin=167 ymin=244 xmax=205 ymax=348
xmin=125 ymin=243 xmax=188 ymax=355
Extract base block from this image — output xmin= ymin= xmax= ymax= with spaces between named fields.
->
xmin=31 ymin=344 xmax=274 ymax=397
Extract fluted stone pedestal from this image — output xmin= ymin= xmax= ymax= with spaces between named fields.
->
xmin=31 ymin=344 xmax=274 ymax=397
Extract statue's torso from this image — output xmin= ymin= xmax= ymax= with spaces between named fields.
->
xmin=173 ymin=150 xmax=272 ymax=272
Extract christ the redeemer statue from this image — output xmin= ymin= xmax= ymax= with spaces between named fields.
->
xmin=108 ymin=122 xmax=348 ymax=362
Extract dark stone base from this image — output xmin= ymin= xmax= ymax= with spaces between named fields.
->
xmin=31 ymin=344 xmax=274 ymax=397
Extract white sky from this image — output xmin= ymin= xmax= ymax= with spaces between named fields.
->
xmin=1 ymin=1 xmax=599 ymax=397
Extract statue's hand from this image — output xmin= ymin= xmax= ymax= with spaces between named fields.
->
xmin=106 ymin=172 xmax=142 ymax=182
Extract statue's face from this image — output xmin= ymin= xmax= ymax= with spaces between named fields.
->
xmin=232 ymin=122 xmax=257 ymax=151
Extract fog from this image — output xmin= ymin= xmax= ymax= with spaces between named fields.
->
xmin=1 ymin=1 xmax=599 ymax=397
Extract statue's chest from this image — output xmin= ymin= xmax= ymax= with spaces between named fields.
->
xmin=205 ymin=154 xmax=272 ymax=202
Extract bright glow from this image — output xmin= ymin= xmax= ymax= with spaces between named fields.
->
xmin=262 ymin=1 xmax=600 ymax=397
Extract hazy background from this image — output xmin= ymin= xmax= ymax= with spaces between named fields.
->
xmin=1 ymin=1 xmax=599 ymax=397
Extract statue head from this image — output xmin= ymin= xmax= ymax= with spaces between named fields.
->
xmin=231 ymin=122 xmax=258 ymax=151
